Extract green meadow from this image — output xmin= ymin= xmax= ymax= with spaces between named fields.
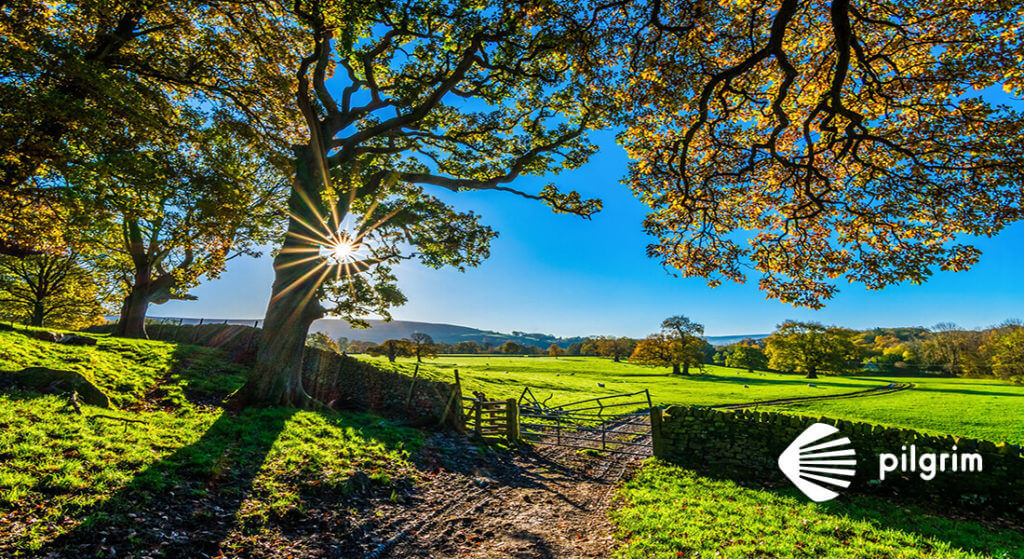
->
xmin=362 ymin=354 xmax=1024 ymax=444
xmin=612 ymin=461 xmax=1024 ymax=559
xmin=765 ymin=376 xmax=1024 ymax=445
xmin=2 ymin=332 xmax=1021 ymax=558
xmin=0 ymin=330 xmax=421 ymax=556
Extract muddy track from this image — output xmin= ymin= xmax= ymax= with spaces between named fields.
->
xmin=711 ymin=382 xmax=913 ymax=410
xmin=352 ymin=419 xmax=651 ymax=558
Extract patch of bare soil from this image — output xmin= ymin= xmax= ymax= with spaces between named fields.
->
xmin=349 ymin=427 xmax=651 ymax=559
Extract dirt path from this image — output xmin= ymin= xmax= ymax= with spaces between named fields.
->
xmin=350 ymin=425 xmax=651 ymax=558
xmin=711 ymin=381 xmax=913 ymax=410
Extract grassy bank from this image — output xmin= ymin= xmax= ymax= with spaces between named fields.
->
xmin=0 ymin=329 xmax=421 ymax=557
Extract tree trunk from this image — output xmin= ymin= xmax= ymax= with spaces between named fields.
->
xmin=231 ymin=147 xmax=326 ymax=408
xmin=115 ymin=269 xmax=152 ymax=338
xmin=29 ymin=302 xmax=44 ymax=327
xmin=672 ymin=363 xmax=681 ymax=375
xmin=805 ymin=368 xmax=818 ymax=379
xmin=613 ymin=355 xmax=620 ymax=362
xmin=682 ymin=362 xmax=690 ymax=375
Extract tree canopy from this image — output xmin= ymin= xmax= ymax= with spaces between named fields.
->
xmin=619 ymin=0 xmax=1024 ymax=308
xmin=0 ymin=0 xmax=303 ymax=255
xmin=0 ymin=252 xmax=107 ymax=328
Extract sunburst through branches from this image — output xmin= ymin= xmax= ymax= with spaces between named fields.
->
xmin=272 ymin=184 xmax=400 ymax=310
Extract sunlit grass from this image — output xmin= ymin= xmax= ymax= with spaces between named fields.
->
xmin=612 ymin=460 xmax=1024 ymax=558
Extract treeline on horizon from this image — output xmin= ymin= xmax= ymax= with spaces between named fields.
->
xmin=311 ymin=320 xmax=1024 ymax=385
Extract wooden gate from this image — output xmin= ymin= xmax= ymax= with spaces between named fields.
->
xmin=462 ymin=394 xmax=520 ymax=441
xmin=517 ymin=388 xmax=654 ymax=456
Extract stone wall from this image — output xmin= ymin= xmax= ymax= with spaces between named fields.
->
xmin=652 ymin=405 xmax=1024 ymax=517
xmin=86 ymin=322 xmax=260 ymax=363
xmin=302 ymin=348 xmax=462 ymax=429
xmin=86 ymin=323 xmax=462 ymax=428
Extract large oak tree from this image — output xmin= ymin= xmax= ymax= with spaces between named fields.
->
xmin=233 ymin=0 xmax=614 ymax=407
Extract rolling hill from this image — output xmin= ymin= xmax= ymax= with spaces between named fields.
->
xmin=146 ymin=316 xmax=767 ymax=348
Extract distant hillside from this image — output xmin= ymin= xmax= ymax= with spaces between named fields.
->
xmin=146 ymin=316 xmax=767 ymax=349
xmin=705 ymin=334 xmax=768 ymax=346
xmin=309 ymin=319 xmax=592 ymax=348
xmin=311 ymin=319 xmax=768 ymax=348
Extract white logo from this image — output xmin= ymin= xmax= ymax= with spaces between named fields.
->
xmin=778 ymin=423 xmax=857 ymax=502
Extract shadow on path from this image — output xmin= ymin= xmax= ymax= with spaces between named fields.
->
xmin=39 ymin=407 xmax=295 ymax=558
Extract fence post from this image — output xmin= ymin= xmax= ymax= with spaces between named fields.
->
xmin=191 ymin=318 xmax=203 ymax=344
xmin=473 ymin=400 xmax=482 ymax=437
xmin=650 ymin=407 xmax=664 ymax=458
xmin=246 ymin=320 xmax=259 ymax=351
xmin=405 ymin=363 xmax=420 ymax=407
xmin=506 ymin=398 xmax=519 ymax=441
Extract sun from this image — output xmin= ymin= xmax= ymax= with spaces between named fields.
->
xmin=329 ymin=238 xmax=361 ymax=262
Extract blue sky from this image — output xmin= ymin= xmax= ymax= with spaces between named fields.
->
xmin=158 ymin=126 xmax=1024 ymax=338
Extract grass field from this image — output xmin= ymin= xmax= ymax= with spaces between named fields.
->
xmin=361 ymin=354 xmax=1024 ymax=444
xmin=2 ymin=331 xmax=1021 ymax=557
xmin=765 ymin=376 xmax=1024 ymax=444
xmin=613 ymin=460 xmax=1024 ymax=559
xmin=0 ymin=329 xmax=421 ymax=556
xmin=362 ymin=354 xmax=889 ymax=406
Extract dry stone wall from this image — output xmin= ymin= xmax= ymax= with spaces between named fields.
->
xmin=652 ymin=405 xmax=1024 ymax=518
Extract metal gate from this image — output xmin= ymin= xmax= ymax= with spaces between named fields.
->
xmin=517 ymin=388 xmax=653 ymax=456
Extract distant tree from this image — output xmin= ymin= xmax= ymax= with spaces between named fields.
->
xmin=723 ymin=345 xmax=769 ymax=373
xmin=548 ymin=344 xmax=565 ymax=358
xmin=367 ymin=339 xmax=413 ymax=363
xmin=630 ymin=333 xmax=698 ymax=375
xmin=83 ymin=127 xmax=286 ymax=340
xmin=698 ymin=340 xmax=716 ymax=364
xmin=596 ymin=336 xmax=637 ymax=362
xmin=579 ymin=339 xmax=599 ymax=356
xmin=0 ymin=253 xmax=107 ymax=329
xmin=766 ymin=321 xmax=857 ymax=379
xmin=657 ymin=315 xmax=706 ymax=375
xmin=335 ymin=336 xmax=349 ymax=353
xmin=501 ymin=341 xmax=523 ymax=354
xmin=410 ymin=332 xmax=437 ymax=363
xmin=346 ymin=340 xmax=375 ymax=354
xmin=712 ymin=350 xmax=726 ymax=366
xmin=989 ymin=327 xmax=1024 ymax=383
xmin=453 ymin=341 xmax=480 ymax=354
xmin=566 ymin=341 xmax=584 ymax=356
xmin=434 ymin=342 xmax=454 ymax=355
xmin=306 ymin=332 xmax=340 ymax=353
xmin=918 ymin=323 xmax=987 ymax=376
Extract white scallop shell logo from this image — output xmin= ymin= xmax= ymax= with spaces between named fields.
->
xmin=778 ymin=423 xmax=857 ymax=502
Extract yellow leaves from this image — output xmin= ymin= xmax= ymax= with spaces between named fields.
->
xmin=616 ymin=0 xmax=1024 ymax=309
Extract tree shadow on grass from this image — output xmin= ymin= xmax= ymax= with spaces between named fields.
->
xmin=894 ymin=385 xmax=1024 ymax=398
xmin=38 ymin=406 xmax=296 ymax=558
